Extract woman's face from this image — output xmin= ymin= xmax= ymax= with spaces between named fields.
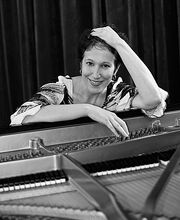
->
xmin=81 ymin=46 xmax=116 ymax=94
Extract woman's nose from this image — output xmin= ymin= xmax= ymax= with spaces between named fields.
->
xmin=92 ymin=66 xmax=101 ymax=78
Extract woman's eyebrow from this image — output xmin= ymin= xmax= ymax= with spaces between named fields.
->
xmin=84 ymin=58 xmax=94 ymax=61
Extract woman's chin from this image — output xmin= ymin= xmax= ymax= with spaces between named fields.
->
xmin=87 ymin=84 xmax=105 ymax=94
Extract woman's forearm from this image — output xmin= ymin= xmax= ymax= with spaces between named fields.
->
xmin=22 ymin=104 xmax=90 ymax=124
xmin=23 ymin=103 xmax=129 ymax=137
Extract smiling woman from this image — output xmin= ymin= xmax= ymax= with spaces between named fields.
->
xmin=10 ymin=25 xmax=168 ymax=137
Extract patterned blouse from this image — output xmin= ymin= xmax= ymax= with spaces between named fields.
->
xmin=10 ymin=75 xmax=166 ymax=125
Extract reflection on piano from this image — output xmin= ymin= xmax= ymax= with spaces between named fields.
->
xmin=0 ymin=110 xmax=180 ymax=220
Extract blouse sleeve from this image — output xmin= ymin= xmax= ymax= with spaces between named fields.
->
xmin=104 ymin=77 xmax=167 ymax=118
xmin=103 ymin=77 xmax=137 ymax=112
xmin=141 ymin=98 xmax=167 ymax=118
xmin=10 ymin=81 xmax=65 ymax=126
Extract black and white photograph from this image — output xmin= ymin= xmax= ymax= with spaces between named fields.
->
xmin=0 ymin=0 xmax=180 ymax=219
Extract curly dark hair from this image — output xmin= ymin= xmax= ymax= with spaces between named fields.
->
xmin=78 ymin=24 xmax=129 ymax=71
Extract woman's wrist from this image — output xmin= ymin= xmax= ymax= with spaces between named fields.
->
xmin=83 ymin=103 xmax=102 ymax=118
xmin=114 ymin=38 xmax=128 ymax=51
xmin=83 ymin=103 xmax=93 ymax=117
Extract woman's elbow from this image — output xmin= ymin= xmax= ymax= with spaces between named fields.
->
xmin=144 ymin=88 xmax=168 ymax=109
xmin=143 ymin=95 xmax=162 ymax=110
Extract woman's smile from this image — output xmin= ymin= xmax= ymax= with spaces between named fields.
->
xmin=88 ymin=78 xmax=103 ymax=86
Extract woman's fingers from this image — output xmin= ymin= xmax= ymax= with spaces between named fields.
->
xmin=92 ymin=26 xmax=109 ymax=32
xmin=106 ymin=115 xmax=129 ymax=137
xmin=106 ymin=120 xmax=120 ymax=137
xmin=111 ymin=118 xmax=129 ymax=137
xmin=91 ymin=27 xmax=107 ymax=37
xmin=114 ymin=116 xmax=129 ymax=136
xmin=90 ymin=26 xmax=119 ymax=49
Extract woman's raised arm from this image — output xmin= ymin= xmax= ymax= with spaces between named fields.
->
xmin=91 ymin=26 xmax=168 ymax=110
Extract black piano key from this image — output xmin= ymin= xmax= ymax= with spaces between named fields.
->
xmin=12 ymin=176 xmax=22 ymax=186
xmin=53 ymin=170 xmax=62 ymax=180
xmin=25 ymin=174 xmax=39 ymax=186
xmin=48 ymin=171 xmax=56 ymax=180
xmin=0 ymin=178 xmax=7 ymax=189
xmin=44 ymin=172 xmax=52 ymax=181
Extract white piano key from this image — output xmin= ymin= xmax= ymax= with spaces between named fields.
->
xmin=40 ymin=181 xmax=46 ymax=187
xmin=136 ymin=165 xmax=141 ymax=170
xmin=19 ymin=184 xmax=25 ymax=190
xmin=45 ymin=181 xmax=51 ymax=186
xmin=50 ymin=180 xmax=56 ymax=185
xmin=55 ymin=179 xmax=62 ymax=184
xmin=60 ymin=178 xmax=66 ymax=183
xmin=14 ymin=185 xmax=20 ymax=190
xmin=101 ymin=171 xmax=108 ymax=176
xmin=35 ymin=182 xmax=41 ymax=187
xmin=30 ymin=183 xmax=36 ymax=188
xmin=9 ymin=186 xmax=15 ymax=191
xmin=111 ymin=170 xmax=117 ymax=174
xmin=25 ymin=184 xmax=31 ymax=189
xmin=3 ymin=187 xmax=9 ymax=192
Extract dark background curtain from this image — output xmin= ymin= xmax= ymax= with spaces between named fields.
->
xmin=0 ymin=0 xmax=180 ymax=128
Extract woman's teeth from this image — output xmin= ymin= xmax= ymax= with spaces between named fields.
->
xmin=89 ymin=79 xmax=102 ymax=86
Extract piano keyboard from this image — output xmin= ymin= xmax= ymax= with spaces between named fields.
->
xmin=0 ymin=170 xmax=67 ymax=193
xmin=83 ymin=149 xmax=175 ymax=177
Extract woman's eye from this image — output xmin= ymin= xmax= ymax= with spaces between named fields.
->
xmin=86 ymin=62 xmax=94 ymax=67
xmin=102 ymin=64 xmax=110 ymax=68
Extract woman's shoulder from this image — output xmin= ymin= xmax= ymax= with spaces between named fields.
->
xmin=38 ymin=75 xmax=73 ymax=96
xmin=57 ymin=75 xmax=72 ymax=85
xmin=57 ymin=75 xmax=74 ymax=97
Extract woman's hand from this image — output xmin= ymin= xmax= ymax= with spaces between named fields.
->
xmin=91 ymin=26 xmax=124 ymax=49
xmin=86 ymin=105 xmax=129 ymax=137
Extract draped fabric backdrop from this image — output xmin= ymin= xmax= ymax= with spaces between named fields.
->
xmin=0 ymin=0 xmax=180 ymax=128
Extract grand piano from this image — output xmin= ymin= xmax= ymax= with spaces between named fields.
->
xmin=0 ymin=108 xmax=180 ymax=220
